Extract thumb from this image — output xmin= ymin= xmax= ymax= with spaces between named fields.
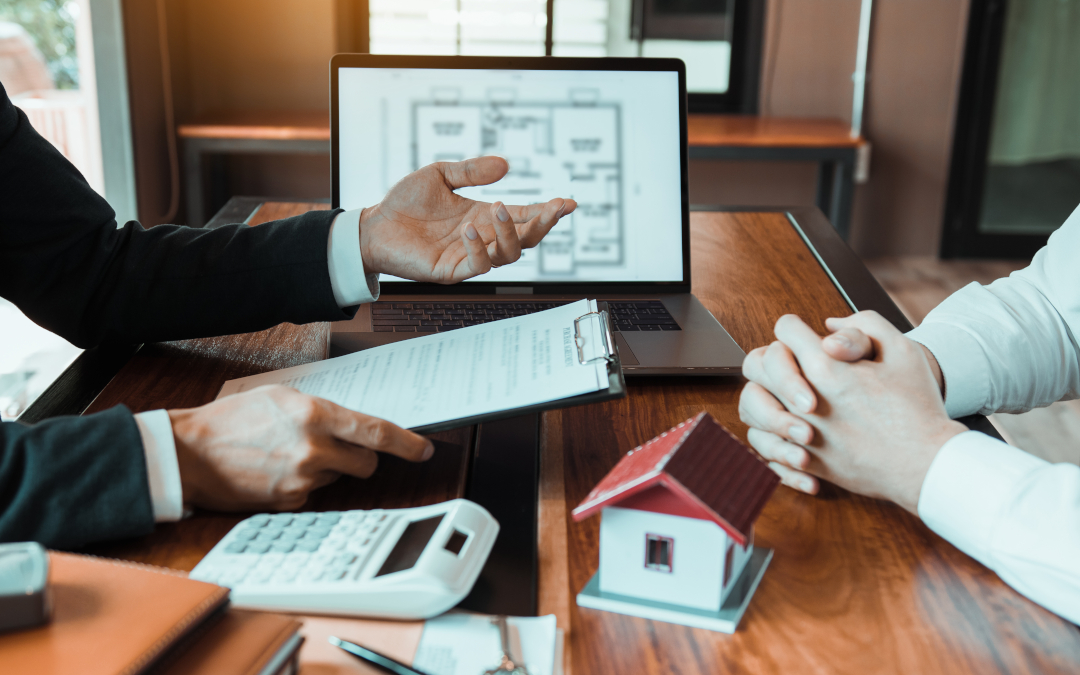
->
xmin=436 ymin=156 xmax=510 ymax=190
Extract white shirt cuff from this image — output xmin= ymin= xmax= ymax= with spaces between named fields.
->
xmin=906 ymin=323 xmax=991 ymax=418
xmin=917 ymin=430 xmax=1046 ymax=564
xmin=133 ymin=410 xmax=185 ymax=522
xmin=327 ymin=209 xmax=380 ymax=307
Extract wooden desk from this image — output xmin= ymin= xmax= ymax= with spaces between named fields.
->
xmin=60 ymin=202 xmax=1079 ymax=674
xmin=687 ymin=116 xmax=865 ymax=242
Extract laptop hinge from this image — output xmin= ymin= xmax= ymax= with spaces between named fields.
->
xmin=496 ymin=287 xmax=532 ymax=295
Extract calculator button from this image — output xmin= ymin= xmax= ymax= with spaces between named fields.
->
xmin=293 ymin=513 xmax=317 ymax=526
xmin=255 ymin=531 xmax=280 ymax=542
xmin=278 ymin=529 xmax=304 ymax=541
xmin=234 ymin=529 xmax=258 ymax=541
xmin=270 ymin=515 xmax=294 ymax=526
xmin=224 ymin=542 xmax=247 ymax=554
xmin=246 ymin=542 xmax=271 ymax=554
xmin=333 ymin=554 xmax=357 ymax=566
xmin=295 ymin=540 xmax=321 ymax=552
xmin=247 ymin=568 xmax=273 ymax=583
xmin=270 ymin=542 xmax=295 ymax=553
xmin=219 ymin=571 xmax=248 ymax=586
xmin=325 ymin=568 xmax=348 ymax=581
xmin=272 ymin=569 xmax=298 ymax=582
xmin=317 ymin=513 xmax=342 ymax=526
xmin=247 ymin=515 xmax=271 ymax=527
xmin=299 ymin=568 xmax=324 ymax=581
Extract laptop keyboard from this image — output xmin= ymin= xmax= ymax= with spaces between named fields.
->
xmin=370 ymin=301 xmax=681 ymax=333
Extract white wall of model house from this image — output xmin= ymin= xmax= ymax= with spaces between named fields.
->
xmin=599 ymin=506 xmax=753 ymax=611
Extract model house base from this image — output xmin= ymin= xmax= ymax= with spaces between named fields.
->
xmin=576 ymin=547 xmax=773 ymax=634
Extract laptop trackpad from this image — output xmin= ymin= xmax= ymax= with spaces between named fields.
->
xmin=613 ymin=333 xmax=641 ymax=366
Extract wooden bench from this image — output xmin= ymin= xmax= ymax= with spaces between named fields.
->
xmin=177 ymin=110 xmax=330 ymax=226
xmin=687 ymin=115 xmax=866 ymax=241
xmin=179 ymin=112 xmax=866 ymax=238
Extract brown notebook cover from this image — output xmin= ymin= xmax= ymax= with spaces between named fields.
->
xmin=0 ymin=552 xmax=229 ymax=675
xmin=157 ymin=609 xmax=303 ymax=675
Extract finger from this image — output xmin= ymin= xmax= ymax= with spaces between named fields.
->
xmin=455 ymin=222 xmax=494 ymax=281
xmin=741 ymin=345 xmax=767 ymax=384
xmin=504 ymin=197 xmax=577 ymax=235
xmin=739 ymin=381 xmax=814 ymax=445
xmin=513 ymin=198 xmax=571 ymax=249
xmin=314 ymin=398 xmax=434 ymax=462
xmin=772 ymin=314 xmax=826 ymax=367
xmin=318 ymin=441 xmax=380 ymax=479
xmin=821 ymin=326 xmax=875 ymax=362
xmin=746 ymin=425 xmax=812 ymax=471
xmin=768 ymin=461 xmax=820 ymax=494
xmin=487 ymin=201 xmax=523 ymax=266
xmin=436 ymin=156 xmax=509 ymax=190
xmin=761 ymin=341 xmax=816 ymax=414
xmin=824 ymin=310 xmax=900 ymax=341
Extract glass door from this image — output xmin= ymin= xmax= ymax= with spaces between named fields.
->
xmin=0 ymin=0 xmax=99 ymax=419
xmin=943 ymin=0 xmax=1080 ymax=257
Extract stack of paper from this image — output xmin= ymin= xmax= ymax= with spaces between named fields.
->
xmin=218 ymin=299 xmax=613 ymax=431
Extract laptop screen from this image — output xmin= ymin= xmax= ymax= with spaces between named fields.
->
xmin=336 ymin=62 xmax=686 ymax=285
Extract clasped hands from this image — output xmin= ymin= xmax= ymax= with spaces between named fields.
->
xmin=738 ymin=311 xmax=967 ymax=514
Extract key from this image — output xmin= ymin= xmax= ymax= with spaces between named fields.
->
xmin=484 ymin=616 xmax=530 ymax=675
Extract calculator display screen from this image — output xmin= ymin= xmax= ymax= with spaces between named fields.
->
xmin=375 ymin=515 xmax=445 ymax=577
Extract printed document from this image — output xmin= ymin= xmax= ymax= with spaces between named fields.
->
xmin=217 ymin=299 xmax=610 ymax=430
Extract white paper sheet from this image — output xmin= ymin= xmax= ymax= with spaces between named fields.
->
xmin=217 ymin=299 xmax=610 ymax=430
xmin=412 ymin=613 xmax=558 ymax=675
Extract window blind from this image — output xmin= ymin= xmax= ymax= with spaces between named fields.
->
xmin=369 ymin=0 xmax=611 ymax=57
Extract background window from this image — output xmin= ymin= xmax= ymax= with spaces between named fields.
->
xmin=0 ymin=0 xmax=100 ymax=420
xmin=366 ymin=0 xmax=762 ymax=113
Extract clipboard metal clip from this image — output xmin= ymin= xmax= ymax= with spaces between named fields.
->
xmin=574 ymin=310 xmax=617 ymax=367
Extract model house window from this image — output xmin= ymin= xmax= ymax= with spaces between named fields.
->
xmin=644 ymin=533 xmax=674 ymax=573
xmin=722 ymin=541 xmax=734 ymax=586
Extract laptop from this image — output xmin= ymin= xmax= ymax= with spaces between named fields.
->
xmin=328 ymin=54 xmax=745 ymax=376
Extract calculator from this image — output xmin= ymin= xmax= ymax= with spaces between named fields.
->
xmin=189 ymin=499 xmax=498 ymax=619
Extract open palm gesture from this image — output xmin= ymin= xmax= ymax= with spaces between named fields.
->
xmin=358 ymin=156 xmax=577 ymax=283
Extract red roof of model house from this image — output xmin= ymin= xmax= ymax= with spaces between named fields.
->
xmin=571 ymin=411 xmax=780 ymax=547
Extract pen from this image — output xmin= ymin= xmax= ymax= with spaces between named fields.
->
xmin=329 ymin=635 xmax=433 ymax=675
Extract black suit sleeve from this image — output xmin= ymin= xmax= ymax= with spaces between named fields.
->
xmin=0 ymin=408 xmax=154 ymax=549
xmin=0 ymin=81 xmax=359 ymax=547
xmin=0 ymin=80 xmax=355 ymax=348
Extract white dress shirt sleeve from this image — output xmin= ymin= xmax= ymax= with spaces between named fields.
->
xmin=133 ymin=410 xmax=184 ymax=522
xmin=919 ymin=430 xmax=1080 ymax=624
xmin=899 ymin=204 xmax=1080 ymax=623
xmin=327 ymin=208 xmax=380 ymax=307
xmin=131 ymin=211 xmax=378 ymax=522
xmin=906 ymin=205 xmax=1080 ymax=418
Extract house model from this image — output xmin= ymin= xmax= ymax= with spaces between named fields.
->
xmin=573 ymin=411 xmax=780 ymax=633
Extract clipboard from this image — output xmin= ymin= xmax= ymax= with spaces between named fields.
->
xmin=409 ymin=301 xmax=627 ymax=434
